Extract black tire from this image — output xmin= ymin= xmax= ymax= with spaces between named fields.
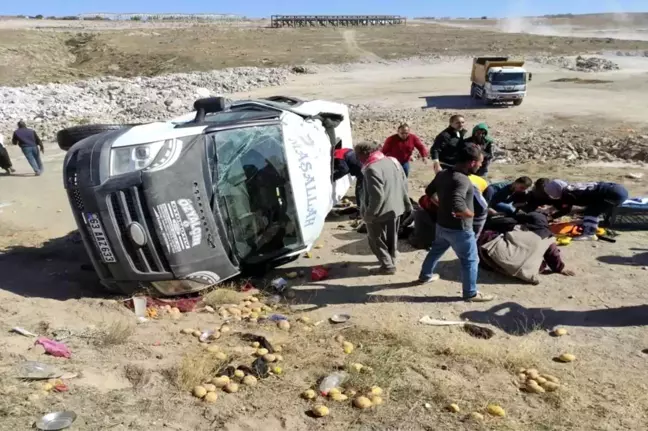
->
xmin=56 ymin=124 xmax=130 ymax=151
xmin=513 ymin=99 xmax=523 ymax=106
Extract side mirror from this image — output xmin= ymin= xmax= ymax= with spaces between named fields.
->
xmin=528 ymin=73 xmax=533 ymax=82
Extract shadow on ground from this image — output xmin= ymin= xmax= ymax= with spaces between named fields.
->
xmin=597 ymin=248 xmax=648 ymax=266
xmin=460 ymin=301 xmax=648 ymax=336
xmin=0 ymin=230 xmax=108 ymax=300
xmin=420 ymin=95 xmax=508 ymax=110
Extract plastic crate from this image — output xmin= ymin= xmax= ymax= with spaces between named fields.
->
xmin=604 ymin=206 xmax=648 ymax=230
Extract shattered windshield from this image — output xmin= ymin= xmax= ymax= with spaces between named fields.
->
xmin=209 ymin=124 xmax=303 ymax=264
xmin=490 ymin=72 xmax=526 ymax=86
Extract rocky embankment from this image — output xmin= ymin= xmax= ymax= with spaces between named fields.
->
xmin=0 ymin=67 xmax=291 ymax=139
xmin=531 ymin=55 xmax=620 ymax=72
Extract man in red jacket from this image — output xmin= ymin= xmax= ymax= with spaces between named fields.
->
xmin=382 ymin=123 xmax=428 ymax=177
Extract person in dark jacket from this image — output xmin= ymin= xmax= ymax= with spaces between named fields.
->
xmin=0 ymin=134 xmax=16 ymax=174
xmin=463 ymin=123 xmax=495 ymax=177
xmin=12 ymin=120 xmax=44 ymax=176
xmin=430 ymin=114 xmax=468 ymax=173
xmin=540 ymin=179 xmax=628 ymax=241
xmin=333 ymin=147 xmax=364 ymax=201
xmin=484 ymin=176 xmax=533 ymax=216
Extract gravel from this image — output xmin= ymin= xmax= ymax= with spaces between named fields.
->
xmin=0 ymin=66 xmax=291 ymax=140
xmin=531 ymin=55 xmax=620 ymax=72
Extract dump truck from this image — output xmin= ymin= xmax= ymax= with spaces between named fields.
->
xmin=58 ymin=96 xmax=353 ymax=296
xmin=470 ymin=57 xmax=532 ymax=106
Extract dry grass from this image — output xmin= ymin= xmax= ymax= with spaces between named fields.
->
xmin=202 ymin=285 xmax=248 ymax=308
xmin=170 ymin=349 xmax=230 ymax=391
xmin=94 ymin=319 xmax=135 ymax=347
xmin=3 ymin=23 xmax=648 ymax=85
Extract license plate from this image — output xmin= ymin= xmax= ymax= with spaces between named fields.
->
xmin=85 ymin=213 xmax=116 ymax=263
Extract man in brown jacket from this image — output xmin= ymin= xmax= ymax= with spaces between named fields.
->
xmin=355 ymin=141 xmax=412 ymax=274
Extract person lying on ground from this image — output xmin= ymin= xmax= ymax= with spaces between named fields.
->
xmin=418 ymin=143 xmax=495 ymax=302
xmin=356 ymin=140 xmax=411 ymax=275
xmin=536 ymin=179 xmax=629 ymax=241
xmin=463 ymin=122 xmax=495 ymax=177
xmin=478 ymin=212 xmax=576 ymax=284
xmin=430 ymin=114 xmax=468 ymax=174
xmin=484 ymin=176 xmax=533 ymax=217
xmin=381 ymin=123 xmax=428 ymax=177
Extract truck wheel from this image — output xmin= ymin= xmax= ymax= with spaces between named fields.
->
xmin=56 ymin=124 xmax=132 ymax=151
xmin=513 ymin=99 xmax=523 ymax=106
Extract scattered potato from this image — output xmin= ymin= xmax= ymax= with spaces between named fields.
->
xmin=487 ymin=404 xmax=506 ymax=417
xmin=249 ymin=296 xmax=259 ymax=303
xmin=370 ymin=386 xmax=383 ymax=396
xmin=212 ymin=376 xmax=230 ymax=388
xmin=278 ymin=320 xmax=291 ymax=331
xmin=526 ymin=368 xmax=540 ymax=379
xmin=250 ymin=312 xmax=259 ymax=319
xmin=331 ymin=392 xmax=348 ymax=402
xmin=251 ymin=307 xmax=262 ymax=313
xmin=243 ymin=375 xmax=258 ymax=386
xmin=536 ymin=377 xmax=548 ymax=384
xmin=204 ymin=392 xmax=218 ymax=403
xmin=553 ymin=328 xmax=568 ymax=336
xmin=469 ymin=412 xmax=484 ymax=421
xmin=192 ymin=330 xmax=202 ymax=338
xmin=312 ymin=405 xmax=330 ymax=417
xmin=208 ymin=332 xmax=221 ymax=340
xmin=558 ymin=353 xmax=576 ymax=363
xmin=42 ymin=383 xmax=54 ymax=391
xmin=220 ymin=325 xmax=231 ymax=333
xmin=214 ymin=352 xmax=228 ymax=361
xmin=234 ymin=370 xmax=245 ymax=379
xmin=334 ymin=335 xmax=345 ymax=343
xmin=446 ymin=403 xmax=460 ymax=413
xmin=193 ymin=386 xmax=207 ymax=398
xmin=256 ymin=348 xmax=269 ymax=356
xmin=275 ymin=354 xmax=283 ymax=362
xmin=207 ymin=346 xmax=220 ymax=353
xmin=298 ymin=316 xmax=311 ymax=324
xmin=345 ymin=389 xmax=357 ymax=397
xmin=203 ymin=384 xmax=216 ymax=392
xmin=170 ymin=307 xmax=181 ymax=314
xmin=517 ymin=368 xmax=526 ymax=374
xmin=263 ymin=353 xmax=277 ymax=362
xmin=274 ymin=345 xmax=283 ymax=353
xmin=181 ymin=328 xmax=195 ymax=335
xmin=242 ymin=301 xmax=252 ymax=307
xmin=349 ymin=363 xmax=364 ymax=373
xmin=302 ymin=389 xmax=317 ymax=400
xmin=224 ymin=382 xmax=239 ymax=393
xmin=262 ymin=305 xmax=272 ymax=312
xmin=541 ymin=381 xmax=560 ymax=392
xmin=343 ymin=341 xmax=354 ymax=354
xmin=272 ymin=366 xmax=283 ymax=375
xmin=517 ymin=373 xmax=527 ymax=381
xmin=353 ymin=396 xmax=373 ymax=409
xmin=525 ymin=381 xmax=546 ymax=394
xmin=541 ymin=374 xmax=560 ymax=384
xmin=328 ymin=388 xmax=341 ymax=397
xmin=228 ymin=307 xmax=242 ymax=316
xmin=370 ymin=395 xmax=383 ymax=406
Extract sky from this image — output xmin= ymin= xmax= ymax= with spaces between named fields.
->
xmin=1 ymin=0 xmax=646 ymax=19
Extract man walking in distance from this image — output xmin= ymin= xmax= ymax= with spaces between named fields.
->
xmin=355 ymin=141 xmax=412 ymax=275
xmin=12 ymin=121 xmax=44 ymax=176
xmin=382 ymin=123 xmax=428 ymax=177
xmin=418 ymin=143 xmax=494 ymax=302
xmin=430 ymin=114 xmax=468 ymax=174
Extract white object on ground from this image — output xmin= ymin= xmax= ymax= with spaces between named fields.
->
xmin=11 ymin=327 xmax=37 ymax=337
xmin=419 ymin=316 xmax=465 ymax=326
xmin=132 ymin=297 xmax=147 ymax=318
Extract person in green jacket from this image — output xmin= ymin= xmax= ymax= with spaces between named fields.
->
xmin=463 ymin=123 xmax=494 ymax=177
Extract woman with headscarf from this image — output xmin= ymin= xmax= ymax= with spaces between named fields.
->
xmin=540 ymin=179 xmax=628 ymax=241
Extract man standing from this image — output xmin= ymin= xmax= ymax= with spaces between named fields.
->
xmin=431 ymin=114 xmax=468 ymax=174
xmin=12 ymin=121 xmax=44 ymax=176
xmin=463 ymin=123 xmax=494 ymax=177
xmin=382 ymin=123 xmax=428 ymax=177
xmin=418 ymin=143 xmax=494 ymax=302
xmin=356 ymin=141 xmax=411 ymax=275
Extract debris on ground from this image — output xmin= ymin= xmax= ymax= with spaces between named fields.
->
xmin=34 ymin=337 xmax=71 ymax=359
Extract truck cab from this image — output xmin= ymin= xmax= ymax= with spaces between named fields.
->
xmin=470 ymin=57 xmax=532 ymax=106
xmin=61 ymin=96 xmax=352 ymax=296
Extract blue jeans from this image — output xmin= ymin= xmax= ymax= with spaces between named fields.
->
xmin=401 ymin=162 xmax=410 ymax=177
xmin=21 ymin=146 xmax=43 ymax=174
xmin=419 ymin=225 xmax=479 ymax=298
xmin=493 ymin=202 xmax=516 ymax=216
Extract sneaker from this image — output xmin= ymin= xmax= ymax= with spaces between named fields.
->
xmin=573 ymin=234 xmax=598 ymax=241
xmin=464 ymin=292 xmax=495 ymax=302
xmin=418 ymin=274 xmax=440 ymax=284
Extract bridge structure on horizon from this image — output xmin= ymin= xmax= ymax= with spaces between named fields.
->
xmin=270 ymin=15 xmax=407 ymax=28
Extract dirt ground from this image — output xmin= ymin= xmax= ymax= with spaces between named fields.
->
xmin=2 ymin=14 xmax=648 ymax=431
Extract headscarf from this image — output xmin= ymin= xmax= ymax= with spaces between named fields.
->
xmin=543 ymin=180 xmax=569 ymax=199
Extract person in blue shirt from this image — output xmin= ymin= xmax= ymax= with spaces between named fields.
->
xmin=484 ymin=176 xmax=533 ymax=216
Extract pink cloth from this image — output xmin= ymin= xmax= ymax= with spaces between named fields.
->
xmin=35 ymin=337 xmax=71 ymax=358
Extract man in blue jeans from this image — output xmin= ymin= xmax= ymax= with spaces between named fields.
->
xmin=12 ymin=120 xmax=45 ymax=176
xmin=418 ymin=143 xmax=495 ymax=302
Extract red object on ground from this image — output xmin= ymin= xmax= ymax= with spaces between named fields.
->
xmin=241 ymin=281 xmax=256 ymax=292
xmin=124 ymin=296 xmax=201 ymax=313
xmin=35 ymin=337 xmax=72 ymax=359
xmin=54 ymin=384 xmax=69 ymax=392
xmin=311 ymin=266 xmax=329 ymax=281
